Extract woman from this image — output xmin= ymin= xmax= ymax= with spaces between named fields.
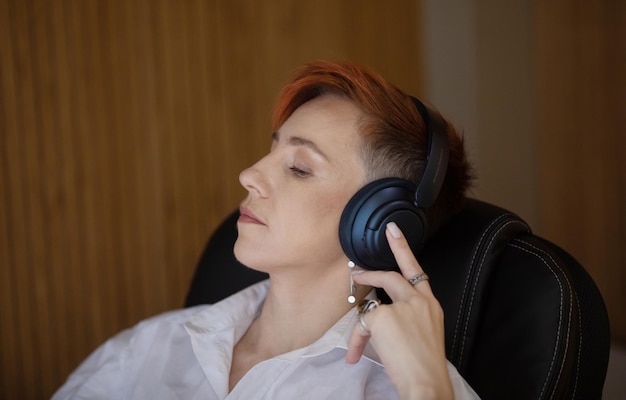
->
xmin=54 ymin=61 xmax=477 ymax=399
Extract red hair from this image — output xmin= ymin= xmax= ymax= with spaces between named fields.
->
xmin=272 ymin=61 xmax=473 ymax=230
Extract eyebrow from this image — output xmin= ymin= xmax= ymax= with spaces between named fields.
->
xmin=272 ymin=131 xmax=329 ymax=161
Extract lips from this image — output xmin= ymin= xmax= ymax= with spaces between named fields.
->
xmin=238 ymin=207 xmax=265 ymax=225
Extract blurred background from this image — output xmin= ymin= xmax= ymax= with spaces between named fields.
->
xmin=1 ymin=0 xmax=624 ymax=398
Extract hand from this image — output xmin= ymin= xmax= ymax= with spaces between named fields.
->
xmin=345 ymin=222 xmax=454 ymax=400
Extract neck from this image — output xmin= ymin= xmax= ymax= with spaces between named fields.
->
xmin=244 ymin=265 xmax=369 ymax=357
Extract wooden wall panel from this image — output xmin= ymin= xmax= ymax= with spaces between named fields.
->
xmin=534 ymin=0 xmax=626 ymax=342
xmin=0 ymin=0 xmax=423 ymax=398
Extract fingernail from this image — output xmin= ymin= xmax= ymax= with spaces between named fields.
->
xmin=386 ymin=222 xmax=402 ymax=239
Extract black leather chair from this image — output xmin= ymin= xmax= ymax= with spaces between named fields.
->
xmin=185 ymin=199 xmax=610 ymax=399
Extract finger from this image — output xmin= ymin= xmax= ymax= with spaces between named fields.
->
xmin=352 ymin=269 xmax=431 ymax=301
xmin=385 ymin=222 xmax=423 ymax=278
xmin=386 ymin=222 xmax=433 ymax=294
xmin=345 ymin=315 xmax=372 ymax=364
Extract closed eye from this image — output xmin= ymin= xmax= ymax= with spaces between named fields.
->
xmin=289 ymin=166 xmax=310 ymax=178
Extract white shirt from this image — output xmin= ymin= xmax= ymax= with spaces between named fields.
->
xmin=53 ymin=280 xmax=479 ymax=399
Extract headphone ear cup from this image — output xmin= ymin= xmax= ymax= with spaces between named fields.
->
xmin=339 ymin=178 xmax=427 ymax=271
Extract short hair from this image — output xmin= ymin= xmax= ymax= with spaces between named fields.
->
xmin=272 ymin=61 xmax=474 ymax=232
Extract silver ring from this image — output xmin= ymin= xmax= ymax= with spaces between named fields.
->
xmin=408 ymin=272 xmax=429 ymax=286
xmin=357 ymin=298 xmax=381 ymax=314
xmin=356 ymin=299 xmax=380 ymax=335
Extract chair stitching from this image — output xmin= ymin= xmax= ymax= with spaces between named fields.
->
xmin=514 ymin=240 xmax=577 ymax=399
xmin=457 ymin=219 xmax=529 ymax=365
xmin=509 ymin=239 xmax=575 ymax=399
xmin=451 ymin=214 xmax=511 ymax=356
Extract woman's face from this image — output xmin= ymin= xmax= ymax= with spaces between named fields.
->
xmin=234 ymin=95 xmax=367 ymax=276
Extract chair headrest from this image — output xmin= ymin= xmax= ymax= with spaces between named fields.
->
xmin=418 ymin=199 xmax=531 ymax=369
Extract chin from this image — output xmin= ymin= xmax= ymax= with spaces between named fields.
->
xmin=233 ymin=238 xmax=271 ymax=274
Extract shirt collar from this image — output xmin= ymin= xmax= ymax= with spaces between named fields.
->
xmin=184 ymin=280 xmax=383 ymax=366
xmin=298 ymin=289 xmax=382 ymax=366
xmin=184 ymin=280 xmax=269 ymax=340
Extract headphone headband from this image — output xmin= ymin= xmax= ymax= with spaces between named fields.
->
xmin=410 ymin=96 xmax=449 ymax=209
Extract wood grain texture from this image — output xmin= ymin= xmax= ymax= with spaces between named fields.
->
xmin=534 ymin=0 xmax=626 ymax=341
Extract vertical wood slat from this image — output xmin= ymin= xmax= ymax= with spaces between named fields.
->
xmin=0 ymin=2 xmax=21 ymax=397
xmin=534 ymin=0 xmax=626 ymax=340
xmin=0 ymin=1 xmax=423 ymax=398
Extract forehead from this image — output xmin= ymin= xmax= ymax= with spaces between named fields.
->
xmin=277 ymin=95 xmax=364 ymax=161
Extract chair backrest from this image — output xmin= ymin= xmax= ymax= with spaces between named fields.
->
xmin=185 ymin=198 xmax=610 ymax=399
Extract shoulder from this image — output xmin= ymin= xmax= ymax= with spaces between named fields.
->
xmin=53 ymin=281 xmax=270 ymax=399
xmin=53 ymin=306 xmax=212 ymax=399
xmin=49 ymin=306 xmax=180 ymax=398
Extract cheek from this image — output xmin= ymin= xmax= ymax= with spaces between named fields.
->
xmin=300 ymin=186 xmax=355 ymax=238
xmin=313 ymin=185 xmax=351 ymax=216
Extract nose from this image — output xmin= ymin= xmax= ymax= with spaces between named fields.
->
xmin=239 ymin=156 xmax=271 ymax=198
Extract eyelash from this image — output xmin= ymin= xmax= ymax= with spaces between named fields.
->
xmin=289 ymin=166 xmax=310 ymax=178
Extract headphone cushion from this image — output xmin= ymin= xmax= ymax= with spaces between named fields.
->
xmin=339 ymin=178 xmax=427 ymax=271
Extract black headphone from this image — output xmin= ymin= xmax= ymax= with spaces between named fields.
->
xmin=338 ymin=97 xmax=449 ymax=271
